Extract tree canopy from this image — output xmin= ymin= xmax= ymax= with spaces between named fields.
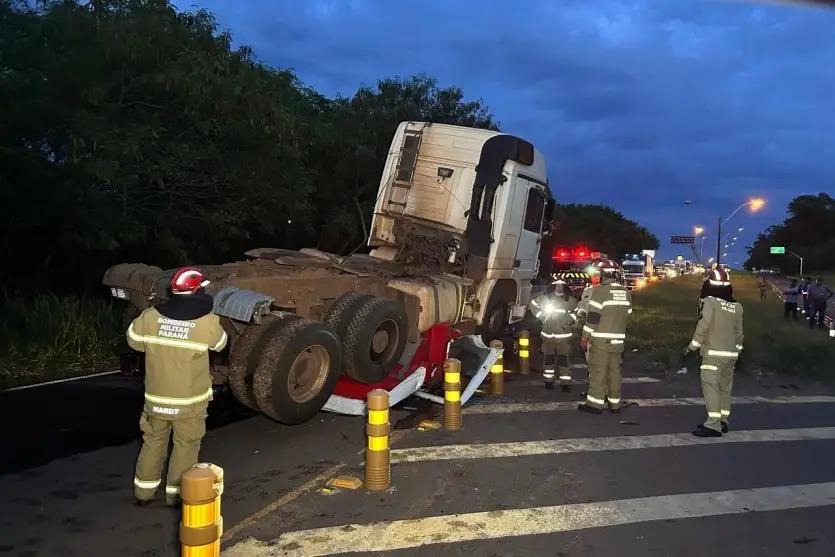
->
xmin=0 ymin=0 xmax=498 ymax=293
xmin=745 ymin=193 xmax=835 ymax=274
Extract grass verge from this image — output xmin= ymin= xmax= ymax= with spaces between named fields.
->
xmin=0 ymin=293 xmax=122 ymax=389
xmin=629 ymin=274 xmax=835 ymax=378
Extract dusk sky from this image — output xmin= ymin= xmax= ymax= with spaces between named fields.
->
xmin=176 ymin=0 xmax=834 ymax=265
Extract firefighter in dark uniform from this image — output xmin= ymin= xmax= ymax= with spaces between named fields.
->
xmin=530 ymin=279 xmax=578 ymax=391
xmin=127 ymin=267 xmax=228 ymax=505
xmin=578 ymin=264 xmax=632 ymax=414
xmin=687 ymin=267 xmax=743 ymax=437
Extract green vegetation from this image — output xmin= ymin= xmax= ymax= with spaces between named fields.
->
xmin=630 ymin=274 xmax=835 ymax=378
xmin=746 ymin=193 xmax=835 ymax=274
xmin=0 ymin=294 xmax=122 ymax=389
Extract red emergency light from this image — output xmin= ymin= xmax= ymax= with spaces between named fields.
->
xmin=552 ymin=246 xmax=593 ymax=260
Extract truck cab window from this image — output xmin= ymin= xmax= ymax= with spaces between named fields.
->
xmin=523 ymin=189 xmax=545 ymax=233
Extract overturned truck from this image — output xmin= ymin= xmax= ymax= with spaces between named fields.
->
xmin=104 ymin=122 xmax=553 ymax=424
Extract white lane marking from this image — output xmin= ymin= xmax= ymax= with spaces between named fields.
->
xmin=465 ymin=395 xmax=835 ymax=415
xmin=512 ymin=376 xmax=660 ymax=386
xmin=223 ymin=426 xmax=414 ymax=542
xmin=2 ymin=370 xmax=122 ymax=392
xmin=390 ymin=426 xmax=835 ymax=464
xmin=224 ymin=482 xmax=835 ymax=557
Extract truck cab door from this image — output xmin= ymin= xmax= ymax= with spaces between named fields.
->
xmin=514 ymin=181 xmax=546 ymax=277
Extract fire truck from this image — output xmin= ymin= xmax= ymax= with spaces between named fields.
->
xmin=547 ymin=246 xmax=615 ymax=298
xmin=103 ymin=122 xmax=553 ymax=423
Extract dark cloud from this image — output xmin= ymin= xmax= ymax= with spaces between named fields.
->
xmin=176 ymin=0 xmax=835 ymax=263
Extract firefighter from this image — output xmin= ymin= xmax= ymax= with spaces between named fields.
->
xmin=530 ymin=279 xmax=578 ymax=391
xmin=576 ymin=269 xmax=601 ymax=320
xmin=686 ymin=267 xmax=743 ymax=437
xmin=578 ymin=263 xmax=632 ymax=414
xmin=127 ymin=267 xmax=228 ymax=506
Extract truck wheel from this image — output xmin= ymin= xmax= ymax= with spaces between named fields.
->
xmin=342 ymin=296 xmax=407 ymax=384
xmin=480 ymin=299 xmax=508 ymax=343
xmin=251 ymin=319 xmax=342 ymax=424
xmin=228 ymin=314 xmax=297 ymax=410
xmin=324 ymin=292 xmax=373 ymax=340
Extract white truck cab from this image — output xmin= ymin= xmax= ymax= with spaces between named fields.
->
xmin=369 ymin=122 xmax=551 ymax=337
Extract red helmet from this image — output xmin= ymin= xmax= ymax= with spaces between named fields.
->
xmin=170 ymin=267 xmax=209 ymax=295
xmin=708 ymin=267 xmax=730 ymax=287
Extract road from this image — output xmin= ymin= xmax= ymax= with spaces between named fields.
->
xmin=3 ymin=357 xmax=835 ymax=556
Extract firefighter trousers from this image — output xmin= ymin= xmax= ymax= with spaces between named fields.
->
xmin=542 ymin=339 xmax=572 ymax=384
xmin=586 ymin=343 xmax=622 ymax=409
xmin=134 ymin=411 xmax=206 ymax=503
xmin=699 ymin=356 xmax=735 ymax=432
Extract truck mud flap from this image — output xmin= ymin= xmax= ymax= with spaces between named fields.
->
xmin=414 ymin=335 xmax=500 ymax=406
xmin=322 ymin=366 xmax=427 ymax=415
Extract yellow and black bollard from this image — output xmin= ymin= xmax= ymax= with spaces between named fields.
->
xmin=489 ymin=339 xmax=504 ymax=395
xmin=518 ymin=330 xmax=530 ymax=375
xmin=365 ymin=389 xmax=391 ymax=491
xmin=180 ymin=463 xmax=223 ymax=557
xmin=444 ymin=358 xmax=463 ymax=431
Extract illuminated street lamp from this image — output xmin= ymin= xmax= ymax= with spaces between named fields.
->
xmin=694 ymin=226 xmax=705 ymax=236
xmin=716 ymin=197 xmax=765 ymax=264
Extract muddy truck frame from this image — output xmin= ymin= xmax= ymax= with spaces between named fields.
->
xmin=104 ymin=122 xmax=553 ymax=424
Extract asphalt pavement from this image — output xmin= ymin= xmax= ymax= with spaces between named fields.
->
xmin=2 ymin=356 xmax=835 ymax=556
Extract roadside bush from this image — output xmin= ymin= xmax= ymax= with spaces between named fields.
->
xmin=0 ymin=293 xmax=121 ymax=388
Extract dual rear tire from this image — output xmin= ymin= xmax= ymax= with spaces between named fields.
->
xmin=227 ymin=293 xmax=407 ymax=424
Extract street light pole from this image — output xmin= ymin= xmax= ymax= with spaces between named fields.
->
xmin=716 ymin=215 xmax=722 ymax=265
xmin=788 ymin=250 xmax=803 ymax=278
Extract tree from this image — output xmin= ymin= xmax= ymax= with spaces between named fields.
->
xmin=745 ymin=193 xmax=835 ymax=273
xmin=0 ymin=2 xmax=498 ymax=294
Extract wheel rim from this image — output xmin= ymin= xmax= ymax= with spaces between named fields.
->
xmin=287 ymin=344 xmax=330 ymax=403
xmin=369 ymin=318 xmax=399 ymax=364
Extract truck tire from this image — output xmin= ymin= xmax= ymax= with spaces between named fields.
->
xmin=251 ymin=319 xmax=342 ymax=424
xmin=324 ymin=292 xmax=373 ymax=340
xmin=480 ymin=299 xmax=509 ymax=343
xmin=228 ymin=313 xmax=297 ymax=410
xmin=342 ymin=296 xmax=407 ymax=384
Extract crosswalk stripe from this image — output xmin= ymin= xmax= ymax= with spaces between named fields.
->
xmin=389 ymin=426 xmax=835 ymax=464
xmin=465 ymin=394 xmax=835 ymax=415
xmin=224 ymin=482 xmax=835 ymax=557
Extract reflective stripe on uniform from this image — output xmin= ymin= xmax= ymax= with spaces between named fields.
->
xmin=589 ymin=300 xmax=604 ymax=309
xmin=690 ymin=340 xmax=701 ymax=348
xmin=134 ymin=477 xmax=161 ymax=490
xmin=707 ymin=411 xmax=722 ymax=418
xmin=210 ymin=330 xmax=228 ymax=351
xmin=586 ymin=394 xmax=605 ymax=405
xmin=608 ymin=397 xmax=621 ymax=404
xmin=145 ymin=387 xmax=213 ymax=406
xmin=543 ymin=370 xmax=555 ymax=378
xmin=165 ymin=485 xmax=180 ymax=495
xmin=559 ymin=375 xmax=572 ymax=381
xmin=583 ymin=325 xmax=595 ymax=334
xmin=602 ymin=300 xmax=631 ymax=307
xmin=589 ymin=331 xmax=626 ymax=339
xmin=736 ymin=345 xmax=744 ymax=351
xmin=628 ymin=308 xmax=633 ymax=314
xmin=610 ymin=339 xmax=624 ymax=344
xmin=535 ymin=311 xmax=543 ymax=318
xmin=707 ymin=349 xmax=739 ymax=358
xmin=128 ymin=324 xmax=209 ymax=352
xmin=721 ymin=410 xmax=731 ymax=417
xmin=709 ymin=280 xmax=731 ymax=286
xmin=701 ymin=364 xmax=719 ymax=371
xmin=542 ymin=332 xmax=573 ymax=339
